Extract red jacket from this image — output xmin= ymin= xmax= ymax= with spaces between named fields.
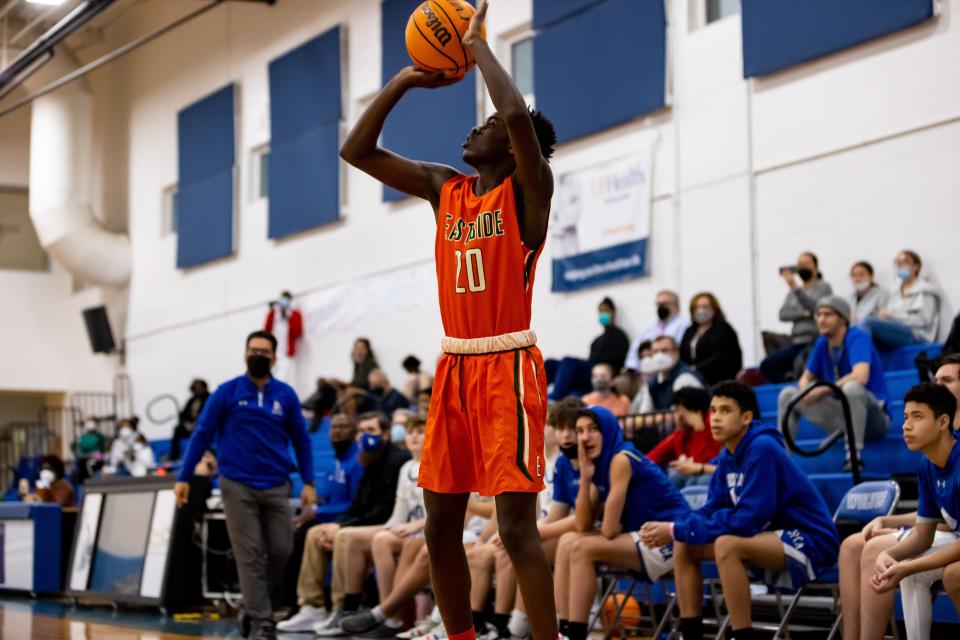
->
xmin=265 ymin=308 xmax=303 ymax=357
xmin=646 ymin=417 xmax=720 ymax=468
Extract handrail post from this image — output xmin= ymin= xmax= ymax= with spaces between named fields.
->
xmin=781 ymin=380 xmax=861 ymax=485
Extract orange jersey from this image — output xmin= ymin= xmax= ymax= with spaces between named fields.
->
xmin=435 ymin=174 xmax=543 ymax=340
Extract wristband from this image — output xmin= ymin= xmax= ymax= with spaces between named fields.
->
xmin=669 ymin=523 xmax=676 ymax=540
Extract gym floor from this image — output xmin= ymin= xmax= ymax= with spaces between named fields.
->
xmin=0 ymin=595 xmax=238 ymax=638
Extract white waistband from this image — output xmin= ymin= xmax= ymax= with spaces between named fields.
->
xmin=441 ymin=330 xmax=537 ymax=355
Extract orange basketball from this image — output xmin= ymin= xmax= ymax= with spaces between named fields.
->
xmin=405 ymin=0 xmax=485 ymax=78
xmin=601 ymin=594 xmax=642 ymax=638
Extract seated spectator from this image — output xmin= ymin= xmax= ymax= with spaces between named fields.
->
xmin=862 ymin=250 xmax=940 ymax=350
xmin=581 ymin=363 xmax=631 ymax=417
xmin=401 ymin=355 xmax=434 ymax=404
xmin=631 ymin=336 xmax=704 ymax=414
xmin=625 ymin=290 xmax=691 ymax=372
xmin=304 ymin=378 xmax=339 ymax=432
xmin=351 ymin=338 xmax=379 ymax=390
xmin=646 ymin=387 xmax=720 ymax=488
xmin=868 ymin=384 xmax=959 ymax=640
xmin=106 ymin=419 xmax=156 ymax=477
xmin=679 ymin=292 xmax=743 ymax=385
xmin=23 ymin=454 xmax=75 ymax=507
xmin=760 ymin=252 xmax=833 ymax=383
xmin=546 ymin=298 xmax=630 ymax=400
xmin=943 ymin=312 xmax=960 ymax=358
xmin=390 ymin=408 xmax=414 ymax=444
xmin=415 ymin=387 xmax=432 ymax=420
xmin=627 ymin=340 xmax=655 ymax=414
xmin=640 ymin=382 xmax=839 ymax=640
xmin=554 ymin=407 xmax=690 ymax=640
xmin=367 ymin=369 xmax=410 ymax=416
xmin=778 ymin=296 xmax=890 ymax=470
xmin=849 ymin=260 xmax=889 ymax=324
xmin=838 ymin=363 xmax=960 ymax=640
xmin=337 ymin=418 xmax=427 ymax=636
xmin=312 ymin=414 xmax=363 ymax=523
xmin=171 ymin=378 xmax=209 ymax=460
xmin=74 ymin=416 xmax=107 ymax=482
xmin=287 ymin=412 xmax=409 ymax=634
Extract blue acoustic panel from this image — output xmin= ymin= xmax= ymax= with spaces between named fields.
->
xmin=742 ymin=0 xmax=934 ymax=77
xmin=533 ymin=0 xmax=665 ymax=144
xmin=269 ymin=26 xmax=342 ymax=145
xmin=268 ymin=123 xmax=341 ymax=239
xmin=175 ymin=170 xmax=234 ymax=269
xmin=532 ymin=0 xmax=603 ymax=29
xmin=381 ymin=0 xmax=475 ymax=201
xmin=177 ymin=84 xmax=235 ymax=183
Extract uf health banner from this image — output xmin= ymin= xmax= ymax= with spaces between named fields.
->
xmin=550 ymin=151 xmax=652 ymax=292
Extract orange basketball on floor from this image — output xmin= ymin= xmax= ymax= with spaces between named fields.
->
xmin=601 ymin=594 xmax=642 ymax=638
xmin=405 ymin=0 xmax=485 ymax=78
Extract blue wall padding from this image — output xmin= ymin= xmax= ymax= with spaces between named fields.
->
xmin=175 ymin=170 xmax=234 ymax=269
xmin=741 ymin=0 xmax=934 ymax=77
xmin=533 ymin=0 xmax=666 ymax=144
xmin=532 ymin=0 xmax=603 ymax=29
xmin=380 ymin=0 xmax=475 ymax=201
xmin=176 ymin=84 xmax=235 ymax=268
xmin=268 ymin=27 xmax=343 ymax=238
xmin=268 ymin=124 xmax=341 ymax=238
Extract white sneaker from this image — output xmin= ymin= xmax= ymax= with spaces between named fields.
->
xmin=411 ymin=624 xmax=446 ymax=640
xmin=397 ymin=619 xmax=439 ymax=640
xmin=277 ymin=604 xmax=329 ymax=633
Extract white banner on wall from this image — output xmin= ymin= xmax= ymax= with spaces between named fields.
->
xmin=550 ymin=148 xmax=653 ymax=292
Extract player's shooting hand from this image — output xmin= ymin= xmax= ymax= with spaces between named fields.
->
xmin=462 ymin=0 xmax=488 ymax=47
xmin=400 ymin=66 xmax=460 ymax=89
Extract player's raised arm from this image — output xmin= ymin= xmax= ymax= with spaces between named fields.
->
xmin=340 ymin=67 xmax=459 ymax=210
xmin=462 ymin=0 xmax=553 ymax=247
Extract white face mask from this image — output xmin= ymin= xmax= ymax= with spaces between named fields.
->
xmin=39 ymin=469 xmax=56 ymax=484
xmin=852 ymin=280 xmax=871 ymax=293
xmin=83 ymin=420 xmax=97 ymax=433
xmin=119 ymin=426 xmax=135 ymax=443
xmin=693 ymin=307 xmax=714 ymax=324
xmin=641 ymin=351 xmax=676 ymax=375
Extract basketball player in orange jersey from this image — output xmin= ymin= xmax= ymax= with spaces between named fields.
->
xmin=340 ymin=3 xmax=558 ymax=639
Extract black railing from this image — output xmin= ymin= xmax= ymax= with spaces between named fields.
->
xmin=780 ymin=380 xmax=862 ymax=485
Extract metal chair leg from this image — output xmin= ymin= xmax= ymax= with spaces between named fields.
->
xmin=773 ymin=588 xmax=804 ymax=640
xmin=827 ymin=612 xmax=843 ymax=640
xmin=651 ymin=593 xmax=677 ymax=640
xmin=588 ymin=575 xmax=620 ymax=634
xmin=603 ymin=579 xmax=637 ymax=640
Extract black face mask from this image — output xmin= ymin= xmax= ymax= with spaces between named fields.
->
xmin=559 ymin=443 xmax=578 ymax=460
xmin=246 ymin=355 xmax=272 ymax=379
xmin=797 ymin=268 xmax=814 ymax=282
xmin=656 ymin=305 xmax=671 ymax=321
xmin=332 ymin=440 xmax=353 ymax=457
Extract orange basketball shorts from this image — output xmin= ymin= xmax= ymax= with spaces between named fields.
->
xmin=418 ymin=346 xmax=547 ymax=496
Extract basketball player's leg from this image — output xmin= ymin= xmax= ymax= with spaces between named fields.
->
xmin=424 ymin=490 xmax=473 ymax=636
xmin=495 ymin=492 xmax=558 ymax=640
xmin=567 ymin=534 xmax=641 ymax=630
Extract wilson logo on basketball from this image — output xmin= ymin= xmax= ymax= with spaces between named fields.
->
xmin=419 ymin=5 xmax=453 ymax=47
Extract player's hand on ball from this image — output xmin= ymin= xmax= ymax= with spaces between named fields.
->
xmin=400 ymin=66 xmax=459 ymax=89
xmin=462 ymin=0 xmax=488 ymax=47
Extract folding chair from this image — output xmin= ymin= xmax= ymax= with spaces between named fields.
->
xmin=731 ymin=480 xmax=901 ymax=640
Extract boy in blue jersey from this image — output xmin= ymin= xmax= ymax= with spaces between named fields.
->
xmin=555 ymin=406 xmax=690 ymax=640
xmin=641 ymin=381 xmax=839 ymax=640
xmin=176 ymin=330 xmax=316 ymax=640
xmin=870 ymin=383 xmax=960 ymax=639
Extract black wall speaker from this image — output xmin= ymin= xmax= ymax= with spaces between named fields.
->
xmin=82 ymin=306 xmax=116 ymax=354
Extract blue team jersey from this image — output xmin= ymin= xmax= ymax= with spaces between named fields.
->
xmin=618 ymin=447 xmax=690 ymax=532
xmin=552 ymin=455 xmax=580 ymax=508
xmin=805 ymin=326 xmax=889 ymax=403
xmin=917 ymin=438 xmax=960 ymax=532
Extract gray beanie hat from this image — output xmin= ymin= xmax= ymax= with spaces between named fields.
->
xmin=817 ymin=295 xmax=851 ymax=325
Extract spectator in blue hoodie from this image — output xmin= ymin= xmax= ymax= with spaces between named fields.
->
xmin=553 ymin=406 xmax=689 ymax=640
xmin=175 ymin=330 xmax=315 ymax=640
xmin=641 ymin=382 xmax=839 ymax=640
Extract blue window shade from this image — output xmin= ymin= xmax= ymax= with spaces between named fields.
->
xmin=268 ymin=27 xmax=343 ymax=239
xmin=176 ymin=84 xmax=235 ymax=269
xmin=381 ymin=0 xmax=475 ymax=202
xmin=742 ymin=0 xmax=934 ymax=78
xmin=533 ymin=0 xmax=665 ymax=144
xmin=532 ymin=0 xmax=602 ymax=29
